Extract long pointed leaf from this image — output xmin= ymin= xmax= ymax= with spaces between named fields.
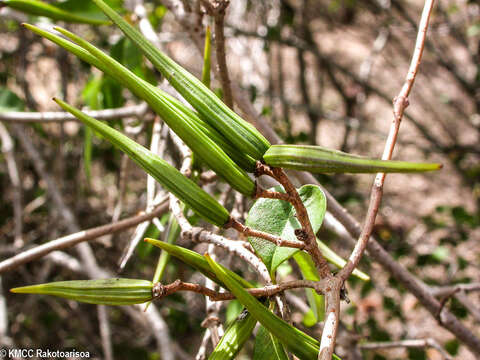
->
xmin=205 ymin=254 xmax=341 ymax=360
xmin=209 ymin=309 xmax=256 ymax=360
xmin=24 ymin=23 xmax=256 ymax=173
xmin=145 ymin=239 xmax=253 ymax=289
xmin=264 ymin=144 xmax=442 ymax=173
xmin=53 ymin=98 xmax=230 ymax=227
xmin=11 ymin=279 xmax=153 ymax=305
xmin=91 ymin=0 xmax=271 ymax=159
xmin=53 ymin=26 xmax=255 ymax=195
xmin=2 ymin=0 xmax=111 ymax=24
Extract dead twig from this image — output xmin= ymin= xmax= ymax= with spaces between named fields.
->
xmin=0 ymin=122 xmax=23 ymax=246
xmin=0 ymin=103 xmax=148 ymax=122
xmin=359 ymin=338 xmax=453 ymax=360
xmin=0 ymin=199 xmax=168 ymax=274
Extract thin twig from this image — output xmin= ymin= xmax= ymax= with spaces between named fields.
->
xmin=256 ymin=163 xmax=330 ymax=278
xmin=97 ymin=306 xmax=113 ymax=360
xmin=359 ymin=338 xmax=453 ymax=360
xmin=153 ymin=279 xmax=323 ymax=301
xmin=430 ymin=283 xmax=480 ymax=297
xmin=0 ymin=122 xmax=23 ymax=246
xmin=157 ymin=2 xmax=480 ymax=356
xmin=195 ymin=328 xmax=212 ymax=360
xmin=0 ymin=199 xmax=168 ymax=274
xmin=0 ymin=103 xmax=148 ymax=122
xmin=227 ymin=219 xmax=306 ymax=250
xmin=201 ymin=0 xmax=233 ymax=108
xmin=322 ymin=2 xmax=435 ymax=359
xmin=339 ymin=0 xmax=435 ymax=281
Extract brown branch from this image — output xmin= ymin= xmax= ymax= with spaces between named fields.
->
xmin=226 ymin=218 xmax=306 ymax=250
xmin=257 ymin=164 xmax=330 ymax=278
xmin=322 ymin=2 xmax=435 ymax=358
xmin=153 ymin=279 xmax=324 ymax=301
xmin=154 ymin=2 xmax=480 ymax=356
xmin=200 ymin=0 xmax=233 ymax=108
xmin=430 ymin=283 xmax=480 ymax=297
xmin=319 ymin=277 xmax=342 ymax=360
xmin=255 ymin=185 xmax=291 ymax=202
xmin=359 ymin=338 xmax=453 ymax=360
xmin=338 ymin=0 xmax=435 ymax=281
xmin=0 ymin=199 xmax=168 ymax=274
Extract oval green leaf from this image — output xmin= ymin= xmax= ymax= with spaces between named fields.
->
xmin=245 ymin=185 xmax=326 ymax=275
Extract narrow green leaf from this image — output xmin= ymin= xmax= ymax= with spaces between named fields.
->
xmin=91 ymin=0 xmax=271 ymax=159
xmin=263 ymin=144 xmax=443 ymax=173
xmin=53 ymin=98 xmax=230 ymax=227
xmin=202 ymin=25 xmax=212 ymax=88
xmin=245 ymin=185 xmax=326 ymax=275
xmin=253 ymin=325 xmax=289 ymax=360
xmin=209 ymin=309 xmax=256 ymax=360
xmin=1 ymin=0 xmax=111 ymax=24
xmin=81 ymin=75 xmax=104 ymax=182
xmin=293 ymin=252 xmax=325 ymax=322
xmin=145 ymin=239 xmax=253 ymax=289
xmin=53 ymin=25 xmax=255 ymax=195
xmin=205 ymin=254 xmax=342 ymax=360
xmin=24 ymin=23 xmax=256 ymax=173
xmin=11 ymin=278 xmax=153 ymax=305
xmin=151 ymin=213 xmax=181 ymax=284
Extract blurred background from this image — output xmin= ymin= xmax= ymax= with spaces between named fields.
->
xmin=0 ymin=0 xmax=479 ymax=359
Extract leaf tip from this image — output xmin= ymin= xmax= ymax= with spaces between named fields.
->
xmin=10 ymin=286 xmax=29 ymax=294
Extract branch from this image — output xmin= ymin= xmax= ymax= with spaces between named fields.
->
xmin=152 ymin=2 xmax=480 ymax=356
xmin=153 ymin=279 xmax=324 ymax=301
xmin=0 ymin=199 xmax=168 ymax=274
xmin=338 ymin=0 xmax=435 ymax=281
xmin=319 ymin=2 xmax=435 ymax=358
xmin=0 ymin=103 xmax=148 ymax=122
xmin=226 ymin=218 xmax=306 ymax=250
xmin=201 ymin=0 xmax=233 ymax=108
xmin=256 ymin=163 xmax=330 ymax=278
xmin=0 ymin=122 xmax=23 ymax=246
xmin=359 ymin=338 xmax=453 ymax=360
xmin=430 ymin=283 xmax=480 ymax=297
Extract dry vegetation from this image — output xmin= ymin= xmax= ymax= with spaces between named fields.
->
xmin=0 ymin=0 xmax=479 ymax=359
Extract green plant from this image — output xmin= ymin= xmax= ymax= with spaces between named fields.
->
xmin=4 ymin=1 xmax=445 ymax=359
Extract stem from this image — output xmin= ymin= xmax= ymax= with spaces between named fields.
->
xmin=338 ymin=0 xmax=436 ymax=282
xmin=227 ymin=218 xmax=306 ymax=250
xmin=268 ymin=166 xmax=330 ymax=278
xmin=153 ymin=279 xmax=324 ymax=301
